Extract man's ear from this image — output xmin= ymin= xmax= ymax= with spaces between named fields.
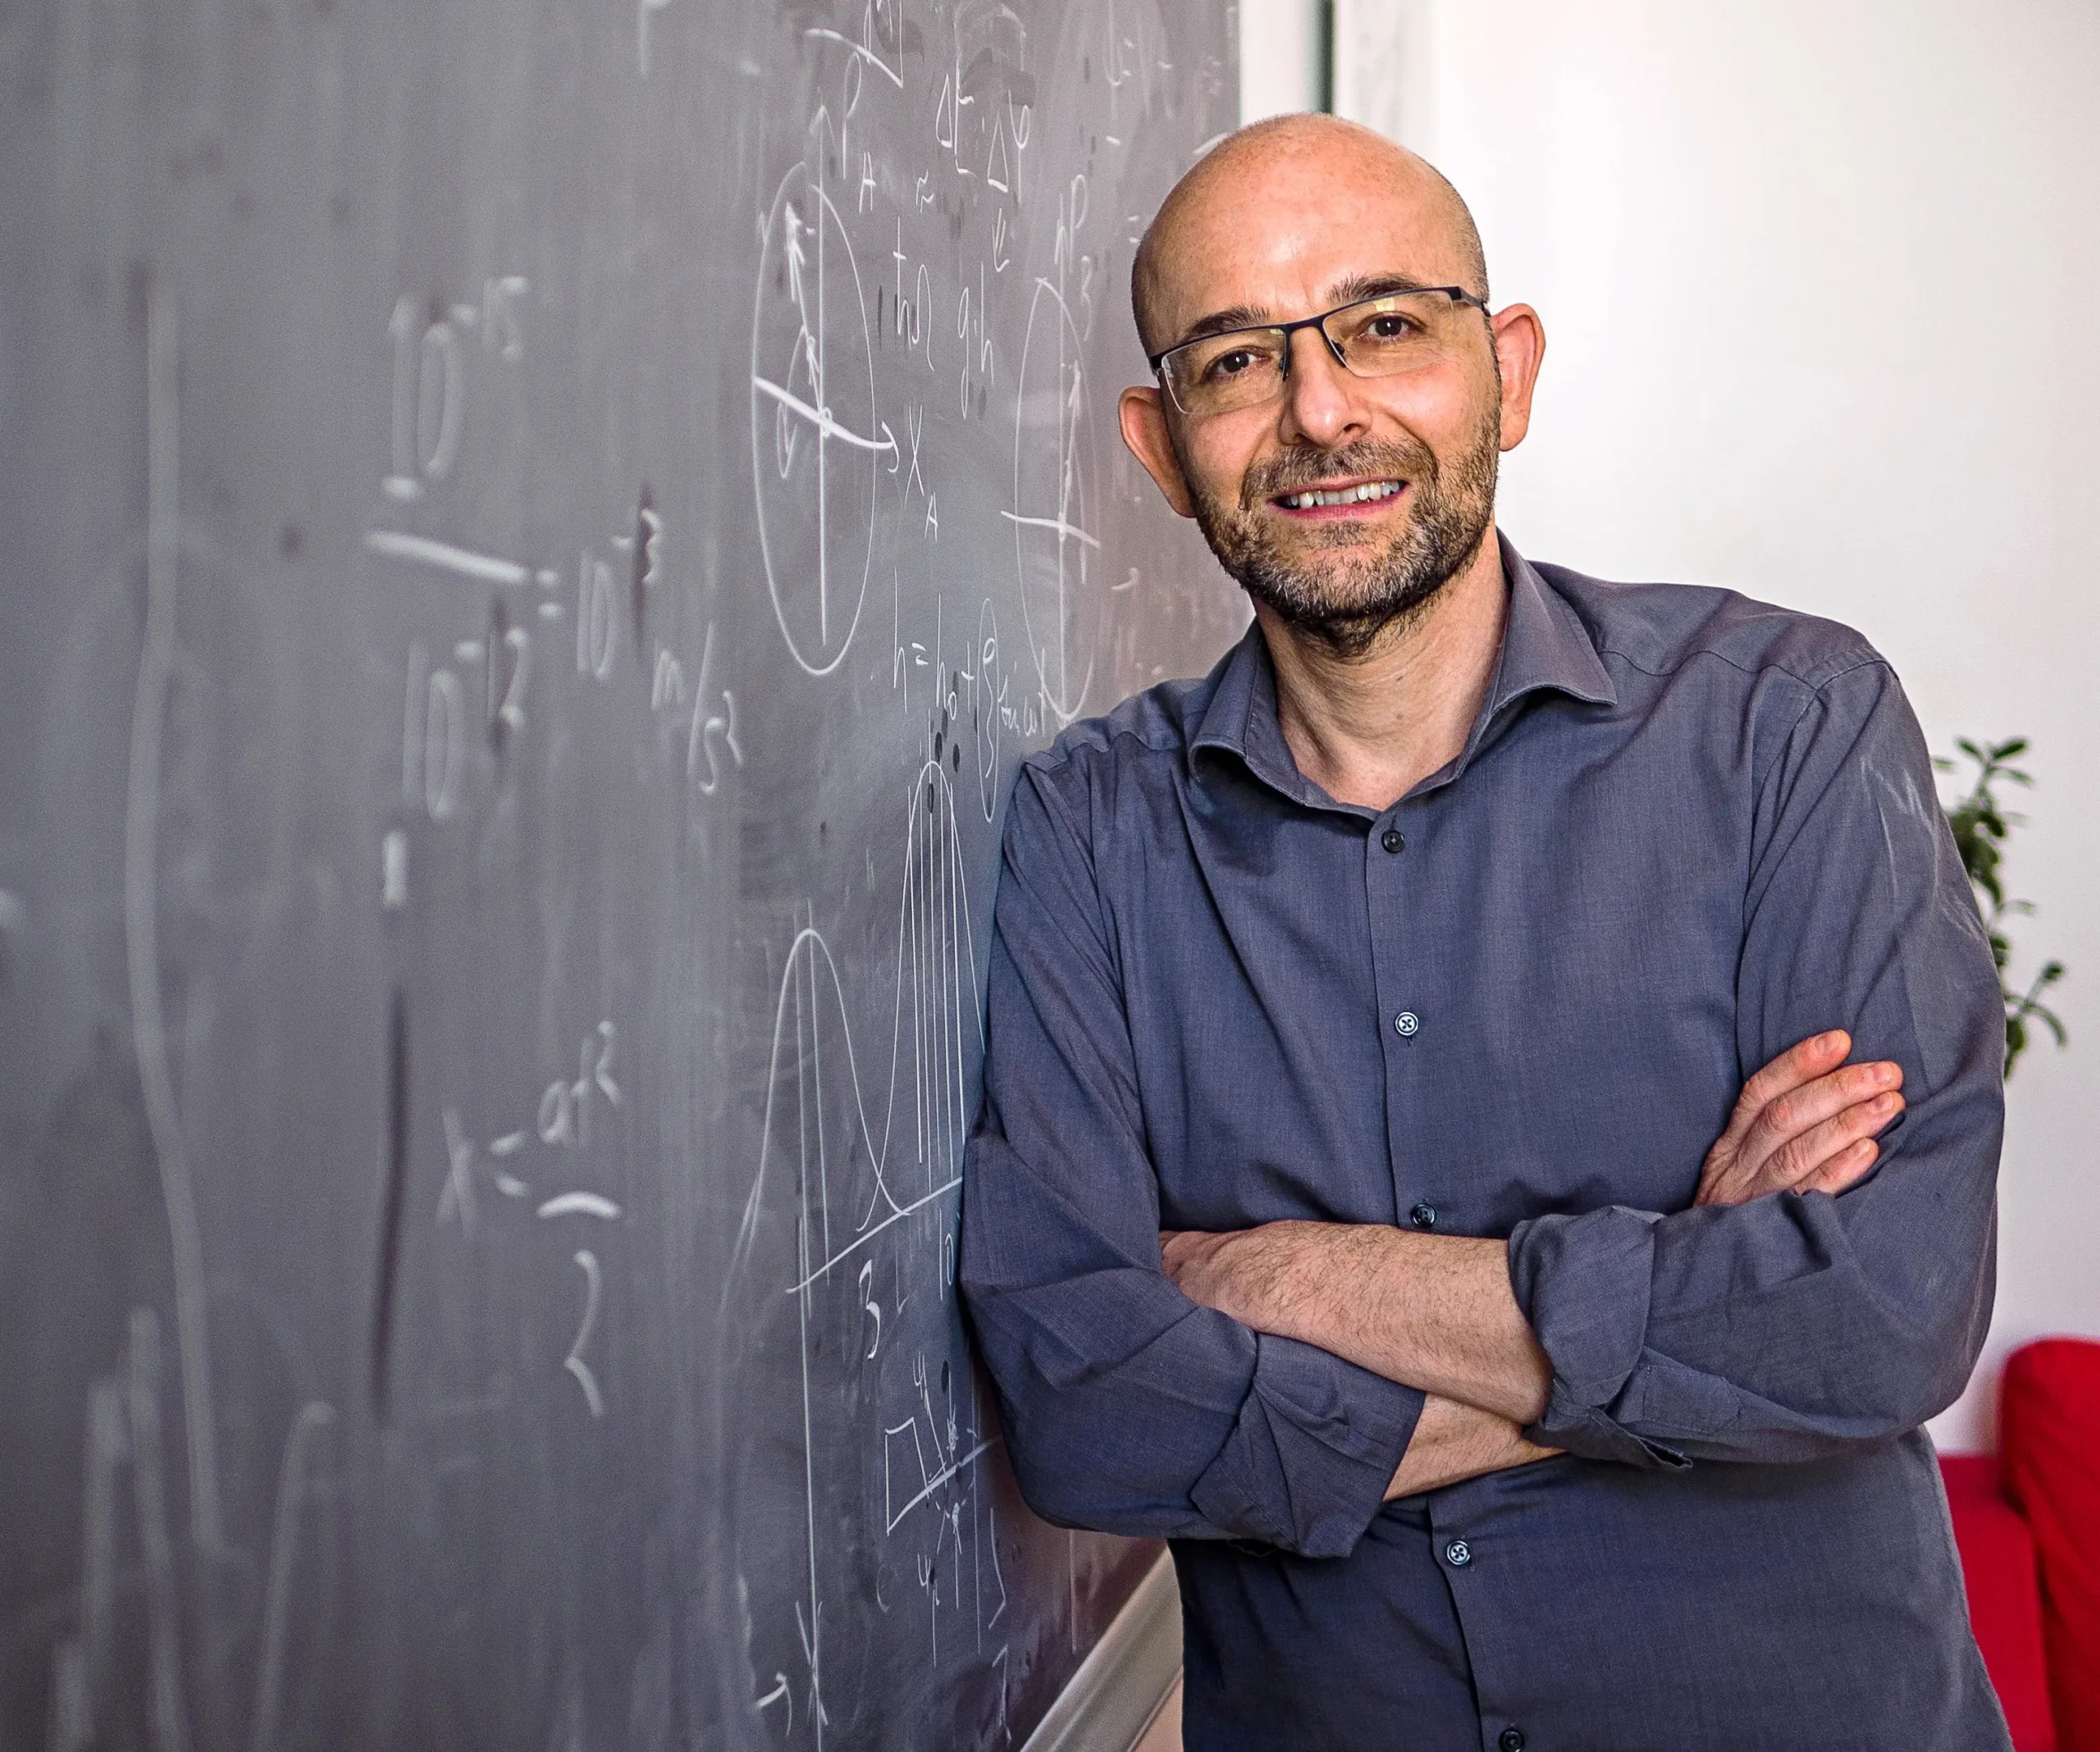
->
xmin=1118 ymin=385 xmax=1198 ymax=519
xmin=1489 ymin=303 xmax=1545 ymax=452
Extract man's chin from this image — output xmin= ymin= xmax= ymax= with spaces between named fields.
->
xmin=1249 ymin=559 xmax=1424 ymax=622
xmin=1240 ymin=527 xmax=1486 ymax=647
xmin=1244 ymin=575 xmax=1427 ymax=650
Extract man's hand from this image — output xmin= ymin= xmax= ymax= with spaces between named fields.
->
xmin=1695 ymin=1029 xmax=1903 ymax=1207
xmin=1159 ymin=1224 xmax=1317 ymax=1339
xmin=1386 ymin=1395 xmax=1561 ymax=1498
xmin=1158 ymin=1029 xmax=1908 ymax=1494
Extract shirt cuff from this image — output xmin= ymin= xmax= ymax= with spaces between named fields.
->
xmin=1508 ymin=1207 xmax=1692 ymax=1471
xmin=1186 ymin=1332 xmax=1423 ymax=1558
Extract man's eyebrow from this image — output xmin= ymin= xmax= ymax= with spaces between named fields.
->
xmin=1171 ymin=303 xmax=1276 ymax=346
xmin=1164 ymin=272 xmax=1450 ymax=350
xmin=1326 ymin=271 xmax=1444 ymax=304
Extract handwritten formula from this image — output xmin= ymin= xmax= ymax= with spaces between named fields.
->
xmin=0 ymin=2 xmax=1242 ymax=1750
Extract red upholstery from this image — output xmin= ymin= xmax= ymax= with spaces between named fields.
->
xmin=1942 ymin=1453 xmax=2057 ymax=1751
xmin=2003 ymin=1339 xmax=2100 ymax=1752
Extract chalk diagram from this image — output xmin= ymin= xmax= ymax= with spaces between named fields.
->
xmin=40 ymin=284 xmax=341 ymax=1752
xmin=751 ymin=147 xmax=892 ymax=679
xmin=1009 ymin=277 xmax=1099 ymax=728
xmin=973 ymin=597 xmax=1003 ymax=824
xmin=728 ymin=755 xmax=1012 ymax=1748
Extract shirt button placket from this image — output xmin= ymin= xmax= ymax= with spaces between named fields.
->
xmin=1433 ymin=1515 xmax=1528 ymax=1752
xmin=1367 ymin=813 xmax=1429 ymax=1248
xmin=1434 ymin=1531 xmax=1517 ymax=1750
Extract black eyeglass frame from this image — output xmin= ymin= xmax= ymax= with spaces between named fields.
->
xmin=1146 ymin=286 xmax=1492 ymax=413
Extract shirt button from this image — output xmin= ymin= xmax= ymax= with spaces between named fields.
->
xmin=1444 ymin=1538 xmax=1472 ymax=1567
xmin=1381 ymin=828 xmax=1405 ymax=854
xmin=1409 ymin=1202 xmax=1437 ymax=1230
xmin=1500 ymin=1731 xmax=1526 ymax=1752
xmin=1394 ymin=1011 xmax=1419 ymax=1038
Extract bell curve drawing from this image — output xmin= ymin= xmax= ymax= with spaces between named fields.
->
xmin=723 ymin=755 xmax=1001 ymax=1750
xmin=0 ymin=2 xmax=1245 ymax=1750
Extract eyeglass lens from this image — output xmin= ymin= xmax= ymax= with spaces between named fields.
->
xmin=1162 ymin=291 xmax=1471 ymax=416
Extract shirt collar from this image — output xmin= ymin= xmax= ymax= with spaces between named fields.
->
xmin=1482 ymin=532 xmax=1618 ymax=719
xmin=1190 ymin=532 xmax=1618 ymax=808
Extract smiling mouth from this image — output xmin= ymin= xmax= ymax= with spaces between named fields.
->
xmin=1273 ymin=479 xmax=1406 ymax=511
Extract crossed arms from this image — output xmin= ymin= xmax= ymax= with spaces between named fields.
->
xmin=1161 ymin=1031 xmax=1908 ymax=1498
xmin=959 ymin=664 xmax=2004 ymax=1557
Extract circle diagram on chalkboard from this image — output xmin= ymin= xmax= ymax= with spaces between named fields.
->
xmin=751 ymin=157 xmax=889 ymax=678
xmin=1011 ymin=276 xmax=1099 ymax=727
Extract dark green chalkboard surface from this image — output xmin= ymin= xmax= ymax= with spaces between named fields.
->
xmin=0 ymin=2 xmax=1241 ymax=1744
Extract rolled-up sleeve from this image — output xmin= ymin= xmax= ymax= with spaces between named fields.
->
xmin=1508 ymin=658 xmax=2005 ymax=1467
xmin=960 ymin=759 xmax=1422 ymax=1557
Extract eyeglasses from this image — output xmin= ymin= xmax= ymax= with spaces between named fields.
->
xmin=1148 ymin=288 xmax=1491 ymax=417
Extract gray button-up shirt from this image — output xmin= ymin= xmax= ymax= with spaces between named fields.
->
xmin=959 ymin=538 xmax=2010 ymax=1750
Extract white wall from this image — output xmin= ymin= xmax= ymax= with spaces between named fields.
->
xmin=1333 ymin=0 xmax=2100 ymax=1451
xmin=1239 ymin=0 xmax=1328 ymax=123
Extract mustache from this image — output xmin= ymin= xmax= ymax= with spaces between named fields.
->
xmin=1241 ymin=439 xmax=1437 ymax=508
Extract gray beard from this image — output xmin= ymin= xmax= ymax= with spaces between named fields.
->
xmin=1187 ymin=408 xmax=1502 ymax=659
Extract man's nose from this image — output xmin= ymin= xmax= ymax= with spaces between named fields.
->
xmin=1276 ymin=326 xmax=1372 ymax=449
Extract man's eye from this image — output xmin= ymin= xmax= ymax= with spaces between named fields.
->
xmin=1367 ymin=315 xmax=1418 ymax=340
xmin=1206 ymin=349 xmax=1258 ymax=380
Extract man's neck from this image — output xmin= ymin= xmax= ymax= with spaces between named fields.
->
xmin=1254 ymin=527 xmax=1509 ymax=812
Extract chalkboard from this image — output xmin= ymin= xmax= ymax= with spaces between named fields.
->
xmin=0 ymin=2 xmax=1244 ymax=1746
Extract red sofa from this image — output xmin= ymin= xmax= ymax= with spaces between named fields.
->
xmin=1941 ymin=1338 xmax=2100 ymax=1752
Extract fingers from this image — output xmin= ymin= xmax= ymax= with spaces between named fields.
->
xmin=1799 ymin=1137 xmax=1880 ymax=1197
xmin=1696 ymin=1036 xmax=1906 ymax=1209
xmin=1160 ymin=1229 xmax=1224 ymax=1280
xmin=1738 ymin=1056 xmax=1902 ymax=1166
xmin=1711 ymin=1030 xmax=1851 ymax=1161
xmin=1760 ymin=1087 xmax=1904 ymax=1189
xmin=1730 ymin=1030 xmax=1851 ymax=1132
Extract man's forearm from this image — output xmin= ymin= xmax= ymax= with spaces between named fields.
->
xmin=1386 ymin=1394 xmax=1560 ymax=1498
xmin=1159 ymin=1039 xmax=1908 ymax=1444
xmin=1161 ymin=1223 xmax=1554 ymax=1425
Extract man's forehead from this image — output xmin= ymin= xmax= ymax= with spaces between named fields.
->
xmin=1150 ymin=196 xmax=1468 ymax=341
xmin=1130 ymin=116 xmax=1486 ymax=354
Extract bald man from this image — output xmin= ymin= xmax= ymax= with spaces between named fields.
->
xmin=959 ymin=117 xmax=2008 ymax=1750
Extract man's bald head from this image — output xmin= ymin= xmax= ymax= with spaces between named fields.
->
xmin=1115 ymin=112 xmax=1534 ymax=660
xmin=1130 ymin=114 xmax=1489 ymax=358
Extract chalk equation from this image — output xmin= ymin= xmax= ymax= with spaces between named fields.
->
xmin=728 ymin=751 xmax=1002 ymax=1745
xmin=11 ymin=1 xmax=1235 ymax=1749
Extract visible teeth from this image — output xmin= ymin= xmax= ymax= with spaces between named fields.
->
xmin=1283 ymin=480 xmax=1402 ymax=509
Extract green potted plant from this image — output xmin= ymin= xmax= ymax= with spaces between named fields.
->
xmin=1938 ymin=737 xmax=2067 ymax=1074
